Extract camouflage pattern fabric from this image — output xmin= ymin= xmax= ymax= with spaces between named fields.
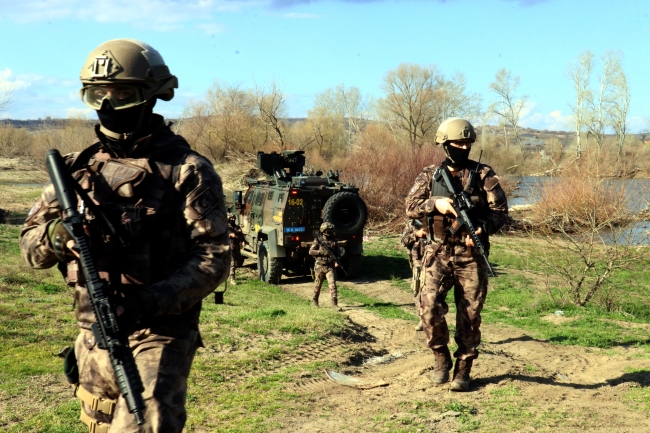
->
xmin=229 ymin=222 xmax=243 ymax=280
xmin=75 ymin=328 xmax=198 ymax=432
xmin=19 ymin=115 xmax=230 ymax=431
xmin=309 ymin=237 xmax=339 ymax=302
xmin=405 ymin=160 xmax=507 ymax=361
xmin=313 ymin=264 xmax=337 ymax=301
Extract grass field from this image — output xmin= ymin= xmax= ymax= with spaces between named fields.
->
xmin=2 ymin=218 xmax=650 ymax=431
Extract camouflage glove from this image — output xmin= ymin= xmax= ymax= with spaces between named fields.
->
xmin=117 ymin=290 xmax=159 ymax=335
xmin=47 ymin=218 xmax=76 ymax=262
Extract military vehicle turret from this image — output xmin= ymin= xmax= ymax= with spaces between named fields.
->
xmin=230 ymin=150 xmax=367 ymax=284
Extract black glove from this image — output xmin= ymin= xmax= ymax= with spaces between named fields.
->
xmin=116 ymin=290 xmax=159 ymax=335
xmin=47 ymin=218 xmax=76 ymax=262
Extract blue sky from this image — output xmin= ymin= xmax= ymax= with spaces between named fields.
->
xmin=1 ymin=0 xmax=649 ymax=131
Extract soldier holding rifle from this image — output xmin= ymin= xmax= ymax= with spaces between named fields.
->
xmin=20 ymin=39 xmax=230 ymax=432
xmin=405 ymin=118 xmax=508 ymax=391
xmin=309 ymin=222 xmax=343 ymax=310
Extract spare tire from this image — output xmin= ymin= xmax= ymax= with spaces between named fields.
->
xmin=322 ymin=192 xmax=367 ymax=236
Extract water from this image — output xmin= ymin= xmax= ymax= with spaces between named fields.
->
xmin=509 ymin=176 xmax=650 ymax=212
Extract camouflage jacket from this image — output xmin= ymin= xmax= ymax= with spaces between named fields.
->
xmin=309 ymin=236 xmax=339 ymax=267
xmin=20 ymin=116 xmax=231 ymax=335
xmin=404 ymin=160 xmax=508 ymax=245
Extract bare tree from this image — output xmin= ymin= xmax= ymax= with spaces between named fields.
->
xmin=610 ymin=58 xmax=630 ymax=157
xmin=488 ymin=68 xmax=528 ymax=152
xmin=584 ymin=51 xmax=621 ymax=150
xmin=0 ymin=83 xmax=14 ymax=118
xmin=251 ymin=81 xmax=288 ymax=150
xmin=567 ymin=51 xmax=594 ymax=158
xmin=378 ymin=64 xmax=478 ymax=147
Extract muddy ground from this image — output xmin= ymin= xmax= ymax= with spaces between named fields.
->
xmin=250 ymin=263 xmax=650 ymax=433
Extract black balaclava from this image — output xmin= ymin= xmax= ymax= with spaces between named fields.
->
xmin=97 ymin=98 xmax=156 ymax=137
xmin=443 ymin=142 xmax=471 ymax=169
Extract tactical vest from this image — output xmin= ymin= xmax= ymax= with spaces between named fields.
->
xmin=64 ymin=135 xmax=195 ymax=292
xmin=428 ymin=162 xmax=488 ymax=243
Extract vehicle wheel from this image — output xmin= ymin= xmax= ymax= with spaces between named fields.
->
xmin=342 ymin=254 xmax=362 ymax=280
xmin=257 ymin=241 xmax=283 ymax=284
xmin=322 ymin=192 xmax=367 ymax=236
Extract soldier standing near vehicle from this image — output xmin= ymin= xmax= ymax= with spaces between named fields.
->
xmin=400 ymin=219 xmax=427 ymax=331
xmin=309 ymin=222 xmax=341 ymax=310
xmin=228 ymin=212 xmax=244 ymax=285
xmin=20 ymin=39 xmax=230 ymax=431
xmin=405 ymin=117 xmax=508 ymax=392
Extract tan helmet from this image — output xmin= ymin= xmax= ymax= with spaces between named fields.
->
xmin=435 ymin=117 xmax=476 ymax=145
xmin=320 ymin=222 xmax=335 ymax=235
xmin=79 ymin=39 xmax=178 ymax=109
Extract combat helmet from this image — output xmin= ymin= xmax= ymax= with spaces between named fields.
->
xmin=435 ymin=118 xmax=476 ymax=145
xmin=320 ymin=222 xmax=335 ymax=235
xmin=79 ymin=39 xmax=178 ymax=111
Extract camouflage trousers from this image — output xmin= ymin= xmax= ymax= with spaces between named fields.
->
xmin=419 ymin=243 xmax=488 ymax=360
xmin=74 ymin=327 xmax=199 ymax=432
xmin=229 ymin=243 xmax=242 ymax=280
xmin=313 ymin=264 xmax=337 ymax=302
xmin=411 ymin=262 xmax=422 ymax=316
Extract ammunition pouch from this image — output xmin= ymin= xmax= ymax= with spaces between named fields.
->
xmin=75 ymin=384 xmax=116 ymax=433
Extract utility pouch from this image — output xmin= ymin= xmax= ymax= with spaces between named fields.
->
xmin=63 ymin=346 xmax=79 ymax=385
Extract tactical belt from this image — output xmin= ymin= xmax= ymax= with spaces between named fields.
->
xmin=74 ymin=384 xmax=116 ymax=432
xmin=79 ymin=409 xmax=110 ymax=433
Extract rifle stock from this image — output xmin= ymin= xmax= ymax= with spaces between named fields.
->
xmin=46 ymin=149 xmax=146 ymax=425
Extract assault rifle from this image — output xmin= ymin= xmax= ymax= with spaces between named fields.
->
xmin=46 ymin=149 xmax=146 ymax=425
xmin=315 ymin=232 xmax=348 ymax=277
xmin=433 ymin=159 xmax=496 ymax=277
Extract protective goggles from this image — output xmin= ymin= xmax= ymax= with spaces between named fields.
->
xmin=80 ymin=84 xmax=146 ymax=110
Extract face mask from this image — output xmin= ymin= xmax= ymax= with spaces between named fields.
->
xmin=444 ymin=143 xmax=471 ymax=168
xmin=96 ymin=98 xmax=156 ymax=135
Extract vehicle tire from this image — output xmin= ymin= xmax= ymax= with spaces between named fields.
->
xmin=257 ymin=241 xmax=283 ymax=284
xmin=322 ymin=192 xmax=367 ymax=236
xmin=342 ymin=254 xmax=362 ymax=280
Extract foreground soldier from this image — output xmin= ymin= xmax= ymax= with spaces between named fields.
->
xmin=405 ymin=118 xmax=507 ymax=391
xmin=400 ymin=219 xmax=427 ymax=331
xmin=20 ymin=39 xmax=230 ymax=431
xmin=309 ymin=222 xmax=341 ymax=309
xmin=227 ymin=213 xmax=244 ymax=285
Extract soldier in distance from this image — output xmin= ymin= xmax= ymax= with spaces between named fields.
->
xmin=20 ymin=39 xmax=230 ymax=432
xmin=405 ymin=117 xmax=508 ymax=392
xmin=309 ymin=222 xmax=342 ymax=310
xmin=228 ymin=212 xmax=244 ymax=285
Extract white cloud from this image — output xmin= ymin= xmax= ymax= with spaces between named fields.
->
xmin=0 ymin=68 xmax=32 ymax=91
xmin=519 ymin=102 xmax=573 ymax=131
xmin=1 ymin=0 xmax=257 ymax=30
xmin=197 ymin=22 xmax=226 ymax=36
xmin=66 ymin=107 xmax=93 ymax=119
xmin=281 ymin=12 xmax=325 ymax=19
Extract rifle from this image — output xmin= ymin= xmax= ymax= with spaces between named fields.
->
xmin=433 ymin=157 xmax=496 ymax=277
xmin=46 ymin=149 xmax=146 ymax=425
xmin=315 ymin=232 xmax=348 ymax=277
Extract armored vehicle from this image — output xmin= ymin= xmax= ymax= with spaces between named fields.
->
xmin=231 ymin=150 xmax=367 ymax=284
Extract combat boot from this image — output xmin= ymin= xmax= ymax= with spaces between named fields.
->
xmin=450 ymin=358 xmax=473 ymax=392
xmin=229 ymin=276 xmax=237 ymax=286
xmin=312 ymin=296 xmax=319 ymax=307
xmin=414 ymin=321 xmax=423 ymax=331
xmin=331 ymin=297 xmax=342 ymax=312
xmin=431 ymin=347 xmax=452 ymax=385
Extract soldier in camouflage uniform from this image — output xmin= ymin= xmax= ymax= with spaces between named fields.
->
xmin=227 ymin=212 xmax=244 ymax=285
xmin=405 ymin=118 xmax=507 ymax=392
xmin=20 ymin=39 xmax=230 ymax=432
xmin=309 ymin=222 xmax=341 ymax=309
xmin=400 ymin=219 xmax=427 ymax=331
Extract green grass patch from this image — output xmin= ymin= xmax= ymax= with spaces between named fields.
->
xmin=338 ymin=285 xmax=417 ymax=321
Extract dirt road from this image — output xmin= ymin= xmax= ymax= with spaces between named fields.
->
xmin=271 ymin=271 xmax=650 ymax=432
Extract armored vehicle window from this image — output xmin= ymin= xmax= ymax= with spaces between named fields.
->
xmin=267 ymin=191 xmax=274 ymax=201
xmin=255 ymin=192 xmax=265 ymax=206
xmin=278 ymin=192 xmax=285 ymax=203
